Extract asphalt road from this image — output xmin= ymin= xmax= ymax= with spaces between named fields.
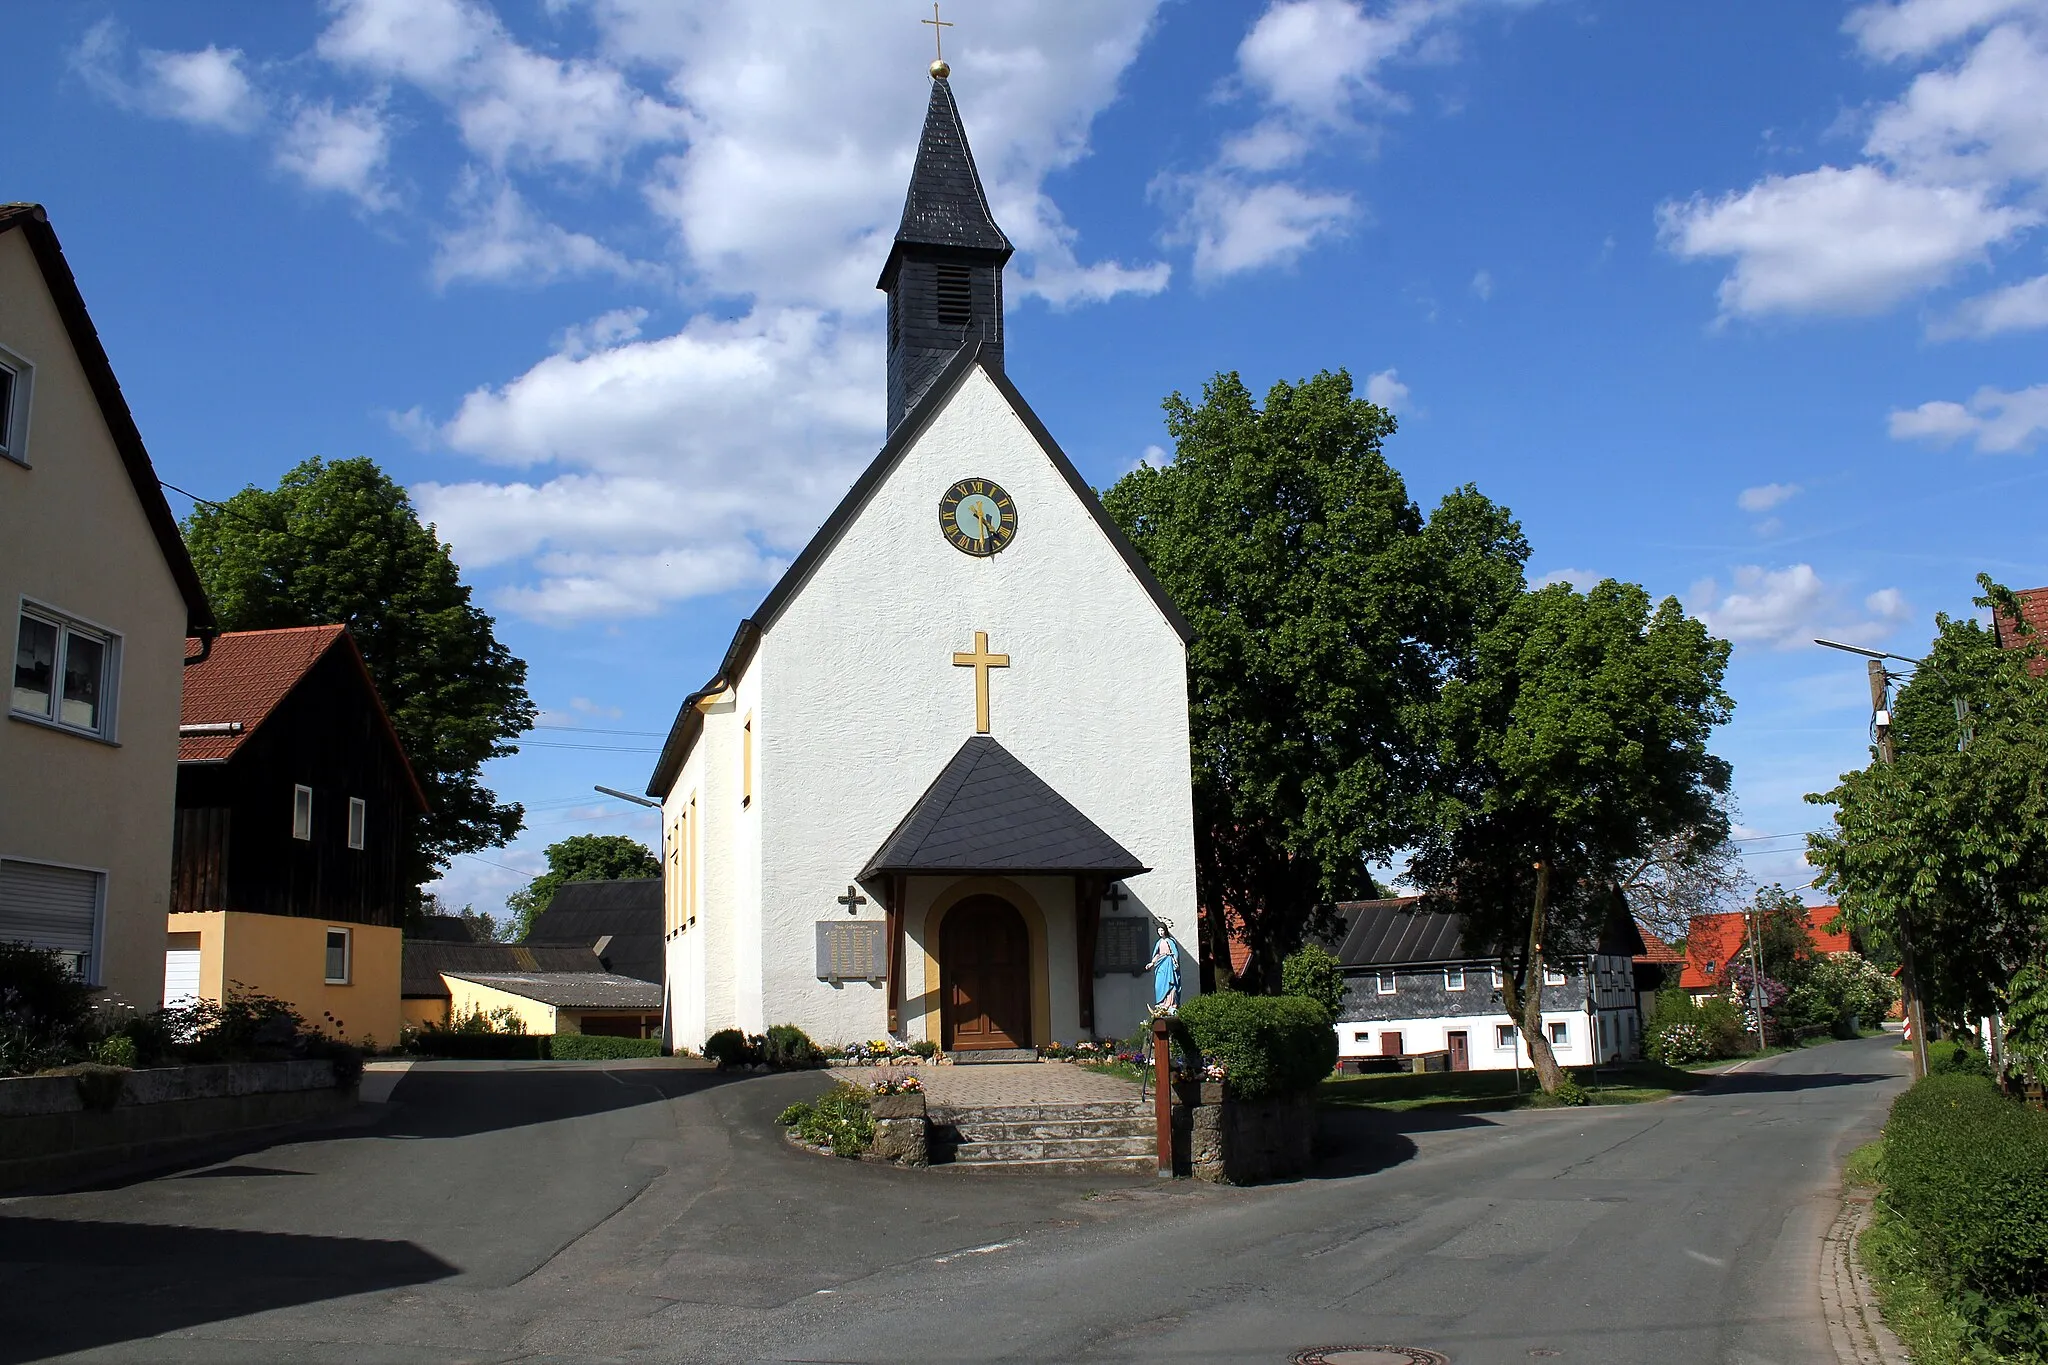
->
xmin=0 ymin=1036 xmax=1909 ymax=1364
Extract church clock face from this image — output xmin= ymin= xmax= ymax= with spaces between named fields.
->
xmin=938 ymin=478 xmax=1017 ymax=557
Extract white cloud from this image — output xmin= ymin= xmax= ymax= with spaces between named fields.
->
xmin=1533 ymin=567 xmax=1599 ymax=590
xmin=1888 ymin=382 xmax=2048 ymax=451
xmin=1689 ymin=563 xmax=1909 ymax=648
xmin=71 ymin=21 xmax=267 ymax=133
xmin=1658 ymin=165 xmax=2033 ymax=317
xmin=1136 ymin=444 xmax=1173 ymax=471
xmin=1664 ymin=4 xmax=2048 ymax=321
xmin=568 ymin=697 xmax=624 ymax=719
xmin=275 ymin=101 xmax=397 ymax=210
xmin=1164 ymin=0 xmax=1512 ymax=282
xmin=432 ymin=174 xmax=649 ymax=287
xmin=1365 ymin=367 xmax=1410 ymax=411
xmin=1469 ymin=268 xmax=1493 ymax=300
xmin=1936 ymin=271 xmax=2048 ymax=336
xmin=1738 ymin=482 xmax=1802 ymax=512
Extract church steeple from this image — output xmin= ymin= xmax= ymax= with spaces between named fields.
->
xmin=879 ymin=70 xmax=1014 ymax=433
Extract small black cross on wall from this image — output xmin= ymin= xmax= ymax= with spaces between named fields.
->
xmin=1103 ymin=882 xmax=1130 ymax=911
xmin=839 ymin=884 xmax=868 ymax=915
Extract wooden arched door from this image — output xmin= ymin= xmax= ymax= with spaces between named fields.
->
xmin=940 ymin=895 xmax=1032 ymax=1051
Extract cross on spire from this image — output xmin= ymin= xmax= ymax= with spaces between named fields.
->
xmin=922 ymin=3 xmax=954 ymax=74
xmin=952 ymin=629 xmax=1009 ymax=734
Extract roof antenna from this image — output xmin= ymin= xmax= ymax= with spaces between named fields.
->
xmin=922 ymin=2 xmax=953 ymax=77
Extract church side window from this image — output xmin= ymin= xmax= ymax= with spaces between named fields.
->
xmin=666 ymin=812 xmax=682 ymax=935
xmin=742 ymin=714 xmax=753 ymax=809
xmin=687 ymin=793 xmax=698 ymax=926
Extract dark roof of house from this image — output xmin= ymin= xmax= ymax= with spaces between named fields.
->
xmin=859 ymin=735 xmax=1147 ymax=882
xmin=443 ymin=971 xmax=662 ymax=1011
xmin=1328 ymin=898 xmax=1472 ymax=967
xmin=0 ymin=203 xmax=213 ymax=636
xmin=524 ymin=879 xmax=662 ymax=984
xmin=877 ymin=74 xmax=1013 ymax=286
xmin=401 ymin=941 xmax=604 ymax=998
xmin=645 ymin=342 xmax=1195 ymax=797
xmin=412 ymin=916 xmax=482 ymax=944
xmin=179 ymin=626 xmax=428 ymax=810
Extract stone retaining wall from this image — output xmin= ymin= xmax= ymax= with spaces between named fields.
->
xmin=0 ymin=1061 xmax=355 ymax=1192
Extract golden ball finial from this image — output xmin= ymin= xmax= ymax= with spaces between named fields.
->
xmin=930 ymin=58 xmax=950 ymax=78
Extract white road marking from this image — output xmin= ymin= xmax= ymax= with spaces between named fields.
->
xmin=934 ymin=1240 xmax=1013 ymax=1264
xmin=1686 ymin=1249 xmax=1727 ymax=1266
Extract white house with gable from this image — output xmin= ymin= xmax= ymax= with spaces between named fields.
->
xmin=647 ymin=68 xmax=1200 ymax=1055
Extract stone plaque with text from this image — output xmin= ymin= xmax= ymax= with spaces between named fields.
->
xmin=815 ymin=921 xmax=886 ymax=982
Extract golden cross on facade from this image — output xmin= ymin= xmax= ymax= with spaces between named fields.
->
xmin=952 ymin=629 xmax=1008 ymax=734
xmin=922 ymin=3 xmax=954 ymax=71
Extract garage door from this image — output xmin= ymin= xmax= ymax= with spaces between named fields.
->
xmin=0 ymin=858 xmax=104 ymax=982
xmin=163 ymin=949 xmax=201 ymax=1009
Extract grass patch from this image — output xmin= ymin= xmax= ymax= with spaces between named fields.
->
xmin=1845 ymin=1137 xmax=1884 ymax=1188
xmin=1860 ymin=1196 xmax=1978 ymax=1365
xmin=1318 ymin=1060 xmax=1704 ymax=1112
xmin=1077 ymin=1059 xmax=1148 ymax=1085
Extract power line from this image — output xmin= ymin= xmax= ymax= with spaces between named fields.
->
xmin=516 ymin=740 xmax=662 ymax=753
xmin=532 ymin=723 xmax=666 ymax=737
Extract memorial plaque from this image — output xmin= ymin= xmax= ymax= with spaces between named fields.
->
xmin=815 ymin=921 xmax=886 ymax=982
xmin=1095 ymin=917 xmax=1151 ymax=976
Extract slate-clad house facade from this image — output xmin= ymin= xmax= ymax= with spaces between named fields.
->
xmin=524 ymin=878 xmax=662 ymax=984
xmin=1331 ymin=898 xmax=1644 ymax=1071
xmin=168 ymin=626 xmax=426 ymax=1046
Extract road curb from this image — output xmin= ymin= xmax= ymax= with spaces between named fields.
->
xmin=1821 ymin=1190 xmax=1908 ymax=1364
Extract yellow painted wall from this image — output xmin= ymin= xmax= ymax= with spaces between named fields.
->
xmin=401 ymin=997 xmax=448 ymax=1030
xmin=0 ymin=230 xmax=191 ymax=1012
xmin=167 ymin=910 xmax=402 ymax=1049
xmin=441 ymin=975 xmax=560 ymax=1036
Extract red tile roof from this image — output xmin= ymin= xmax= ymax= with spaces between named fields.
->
xmin=180 ymin=626 xmax=427 ymax=809
xmin=1633 ymin=922 xmax=1684 ymax=967
xmin=1679 ymin=907 xmax=1852 ymax=990
xmin=1995 ymin=586 xmax=2048 ymax=675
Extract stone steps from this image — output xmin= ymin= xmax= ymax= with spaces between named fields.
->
xmin=930 ymin=1099 xmax=1159 ymax=1173
xmin=941 ymin=1153 xmax=1161 ymax=1177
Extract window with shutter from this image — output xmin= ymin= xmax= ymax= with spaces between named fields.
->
xmin=0 ymin=858 xmax=103 ymax=983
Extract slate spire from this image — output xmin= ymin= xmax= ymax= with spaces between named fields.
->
xmin=879 ymin=72 xmax=1014 ymax=433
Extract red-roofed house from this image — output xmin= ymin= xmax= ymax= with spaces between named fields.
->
xmin=167 ymin=626 xmax=426 ymax=1046
xmin=1680 ymin=906 xmax=1853 ymax=998
xmin=1995 ymin=586 xmax=2048 ymax=676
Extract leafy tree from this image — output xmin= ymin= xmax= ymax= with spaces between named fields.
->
xmin=1736 ymin=884 xmax=1823 ymax=985
xmin=506 ymin=835 xmax=660 ymax=940
xmin=1808 ymin=576 xmax=2048 ymax=1034
xmin=1615 ymin=794 xmax=1744 ymax=942
xmin=1280 ymin=943 xmax=1345 ymax=1020
xmin=181 ymin=458 xmax=536 ymax=902
xmin=1409 ymin=580 xmax=1733 ymax=1091
xmin=1102 ymin=370 xmax=1528 ymax=990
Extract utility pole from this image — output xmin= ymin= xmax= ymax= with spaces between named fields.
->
xmin=1746 ymin=897 xmax=1767 ymax=1053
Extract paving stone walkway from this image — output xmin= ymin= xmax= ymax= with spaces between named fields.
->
xmin=829 ymin=1060 xmax=1144 ymax=1108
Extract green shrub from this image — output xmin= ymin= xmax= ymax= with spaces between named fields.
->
xmin=551 ymin=1034 xmax=662 ymax=1060
xmin=442 ymin=1004 xmax=528 ymax=1036
xmin=1646 ymin=989 xmax=1751 ymax=1061
xmin=703 ymin=1028 xmax=756 ymax=1068
xmin=0 ymin=941 xmax=96 ymax=1076
xmin=777 ymin=1082 xmax=874 ymax=1157
xmin=1542 ymin=1075 xmax=1591 ymax=1107
xmin=762 ymin=1023 xmax=822 ymax=1070
xmin=411 ymin=1032 xmax=549 ymax=1060
xmin=1280 ymin=944 xmax=1345 ymax=1020
xmin=90 ymin=1034 xmax=138 ymax=1069
xmin=1929 ymin=1039 xmax=1994 ymax=1077
xmin=1882 ymin=1072 xmax=2048 ymax=1356
xmin=1178 ymin=991 xmax=1337 ymax=1100
xmin=1646 ymin=1020 xmax=1713 ymax=1066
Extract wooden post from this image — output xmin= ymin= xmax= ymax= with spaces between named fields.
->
xmin=1152 ymin=1015 xmax=1173 ymax=1178
xmin=1076 ymin=877 xmax=1100 ymax=1034
xmin=884 ymin=875 xmax=906 ymax=1035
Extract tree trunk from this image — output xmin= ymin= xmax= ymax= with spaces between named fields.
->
xmin=1498 ymin=862 xmax=1566 ymax=1093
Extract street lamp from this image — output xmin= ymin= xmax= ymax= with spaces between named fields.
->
xmin=1813 ymin=637 xmax=1932 ymax=1079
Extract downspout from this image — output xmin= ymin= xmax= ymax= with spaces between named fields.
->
xmin=184 ymin=626 xmax=218 ymax=667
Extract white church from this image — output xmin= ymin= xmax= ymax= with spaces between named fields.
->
xmin=648 ymin=62 xmax=1200 ymax=1056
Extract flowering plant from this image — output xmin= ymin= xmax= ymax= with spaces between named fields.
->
xmin=871 ymin=1073 xmax=924 ymax=1096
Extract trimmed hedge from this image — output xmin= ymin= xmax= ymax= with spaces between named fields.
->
xmin=550 ymin=1034 xmax=662 ymax=1060
xmin=1883 ymin=1071 xmax=2048 ymax=1354
xmin=413 ymin=1032 xmax=550 ymax=1060
xmin=1178 ymin=991 xmax=1338 ymax=1100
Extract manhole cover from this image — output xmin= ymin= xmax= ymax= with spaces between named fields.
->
xmin=1293 ymin=1350 xmax=1451 ymax=1365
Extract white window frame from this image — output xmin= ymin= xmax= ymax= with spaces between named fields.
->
xmin=1353 ymin=1029 xmax=1369 ymax=1045
xmin=1444 ymin=966 xmax=1466 ymax=991
xmin=1543 ymin=965 xmax=1567 ymax=986
xmin=1491 ymin=966 xmax=1503 ymax=989
xmin=347 ymin=797 xmax=367 ymax=850
xmin=1495 ymin=1024 xmax=1516 ymax=1050
xmin=1548 ymin=1020 xmax=1569 ymax=1047
xmin=11 ymin=600 xmax=121 ymax=741
xmin=0 ymin=343 xmax=33 ymax=466
xmin=292 ymin=785 xmax=314 ymax=841
xmin=0 ymin=855 xmax=107 ymax=986
xmin=1375 ymin=970 xmax=1396 ymax=995
xmin=323 ymin=926 xmax=352 ymax=984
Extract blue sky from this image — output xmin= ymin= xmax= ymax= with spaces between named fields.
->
xmin=13 ymin=0 xmax=2047 ymax=915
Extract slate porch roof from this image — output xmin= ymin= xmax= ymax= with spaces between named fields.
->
xmin=524 ymin=878 xmax=662 ymax=984
xmin=442 ymin=971 xmax=662 ymax=1011
xmin=859 ymin=735 xmax=1147 ymax=883
xmin=401 ymin=941 xmax=605 ymax=998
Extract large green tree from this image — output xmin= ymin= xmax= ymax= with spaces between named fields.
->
xmin=181 ymin=457 xmax=536 ymax=900
xmin=1409 ymin=580 xmax=1733 ymax=1090
xmin=1807 ymin=577 xmax=2048 ymax=1034
xmin=1102 ymin=370 xmax=1529 ymax=990
xmin=506 ymin=835 xmax=661 ymax=940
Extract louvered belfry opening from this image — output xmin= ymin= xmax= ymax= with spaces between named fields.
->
xmin=879 ymin=73 xmax=1015 ymax=431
